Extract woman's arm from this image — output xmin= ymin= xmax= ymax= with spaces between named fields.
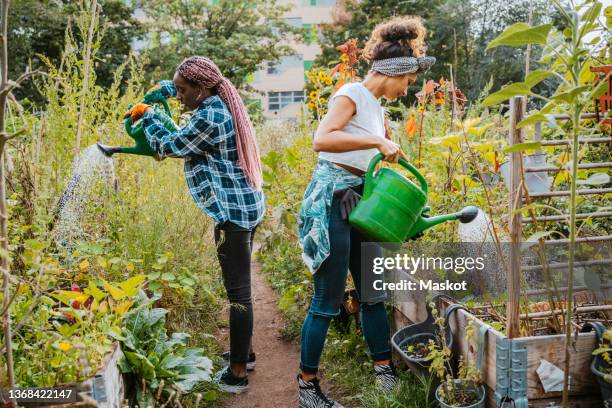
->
xmin=313 ymin=96 xmax=400 ymax=161
xmin=157 ymin=80 xmax=178 ymax=98
xmin=142 ymin=108 xmax=218 ymax=158
xmin=144 ymin=80 xmax=178 ymax=102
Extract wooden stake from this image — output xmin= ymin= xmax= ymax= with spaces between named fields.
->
xmin=507 ymin=97 xmax=524 ymax=339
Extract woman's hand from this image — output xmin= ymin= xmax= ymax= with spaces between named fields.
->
xmin=124 ymin=103 xmax=152 ymax=122
xmin=376 ymin=138 xmax=401 ymax=163
xmin=144 ymin=84 xmax=164 ymax=103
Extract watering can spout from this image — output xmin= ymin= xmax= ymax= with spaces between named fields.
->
xmin=406 ymin=206 xmax=480 ymax=239
xmin=96 ymin=143 xmax=122 ymax=157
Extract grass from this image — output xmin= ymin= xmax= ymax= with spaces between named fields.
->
xmin=319 ymin=321 xmax=433 ymax=408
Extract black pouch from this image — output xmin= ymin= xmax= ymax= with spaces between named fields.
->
xmin=333 ymin=184 xmax=364 ymax=221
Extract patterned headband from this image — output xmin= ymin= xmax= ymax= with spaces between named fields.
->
xmin=371 ymin=56 xmax=436 ymax=76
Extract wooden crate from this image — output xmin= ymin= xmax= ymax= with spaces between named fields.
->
xmin=16 ymin=342 xmax=125 ymax=408
xmin=393 ymin=301 xmax=603 ymax=407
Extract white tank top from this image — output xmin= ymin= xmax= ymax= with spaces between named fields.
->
xmin=318 ymin=82 xmax=386 ymax=172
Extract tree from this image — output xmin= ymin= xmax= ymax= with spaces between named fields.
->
xmin=316 ymin=0 xmax=555 ymax=101
xmin=137 ymin=0 xmax=299 ymax=89
xmin=9 ymin=0 xmax=142 ymax=106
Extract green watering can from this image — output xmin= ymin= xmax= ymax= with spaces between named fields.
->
xmin=348 ymin=153 xmax=479 ymax=242
xmin=96 ymin=97 xmax=177 ymax=157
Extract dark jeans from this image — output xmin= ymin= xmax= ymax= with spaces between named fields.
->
xmin=299 ymin=190 xmax=392 ymax=374
xmin=214 ymin=221 xmax=258 ymax=364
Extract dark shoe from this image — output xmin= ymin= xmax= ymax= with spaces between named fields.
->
xmin=221 ymin=351 xmax=256 ymax=371
xmin=374 ymin=363 xmax=399 ymax=392
xmin=297 ymin=375 xmax=344 ymax=408
xmin=214 ymin=366 xmax=249 ymax=394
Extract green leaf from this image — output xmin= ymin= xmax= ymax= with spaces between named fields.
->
xmin=118 ymin=275 xmax=146 ymax=297
xmin=517 ymin=113 xmax=548 ymax=129
xmin=503 ymin=141 xmax=542 ymax=153
xmin=581 ymin=2 xmax=602 ymax=24
xmin=525 ymin=70 xmax=552 ymax=88
xmin=481 ymin=82 xmax=532 ymax=107
xmin=487 ymin=23 xmax=552 ymax=49
xmin=591 ymin=77 xmax=610 ymax=99
xmin=103 ymin=280 xmax=127 ymax=300
xmin=84 ymin=281 xmax=106 ymax=302
xmin=551 ymin=85 xmax=590 ymax=104
xmin=577 ymin=172 xmax=610 ymax=186
xmin=161 ymin=272 xmax=176 ymax=281
xmin=526 ymin=231 xmax=555 ymax=242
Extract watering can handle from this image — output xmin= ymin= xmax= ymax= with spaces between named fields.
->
xmin=365 ymin=153 xmax=428 ymax=197
xmin=124 ymin=96 xmax=172 ymax=137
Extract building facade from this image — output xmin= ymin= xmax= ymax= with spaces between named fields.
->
xmin=249 ymin=0 xmax=338 ymax=120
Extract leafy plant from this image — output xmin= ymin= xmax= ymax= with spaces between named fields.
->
xmin=483 ymin=1 xmax=610 ymax=402
xmin=113 ymin=292 xmax=214 ymax=407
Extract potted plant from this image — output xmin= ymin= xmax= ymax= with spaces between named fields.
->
xmin=429 ymin=317 xmax=486 ymax=408
xmin=584 ymin=322 xmax=612 ymax=404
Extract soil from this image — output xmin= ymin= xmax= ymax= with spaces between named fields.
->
xmin=219 ymin=245 xmax=310 ymax=407
xmin=404 ymin=339 xmax=436 ymax=360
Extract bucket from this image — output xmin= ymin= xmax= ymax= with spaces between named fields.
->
xmin=499 ymin=153 xmax=550 ymax=194
xmin=582 ymin=322 xmax=612 ymax=404
xmin=435 ymin=379 xmax=486 ymax=408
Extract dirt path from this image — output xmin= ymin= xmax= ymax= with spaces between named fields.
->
xmin=221 ymin=246 xmax=301 ymax=407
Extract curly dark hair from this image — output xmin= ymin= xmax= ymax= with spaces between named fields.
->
xmin=363 ymin=16 xmax=427 ymax=62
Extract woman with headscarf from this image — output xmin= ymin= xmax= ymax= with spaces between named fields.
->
xmin=126 ymin=56 xmax=264 ymax=394
xmin=296 ymin=17 xmax=435 ymax=407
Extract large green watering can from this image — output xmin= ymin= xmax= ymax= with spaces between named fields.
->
xmin=96 ymin=97 xmax=177 ymax=157
xmin=348 ymin=154 xmax=479 ymax=242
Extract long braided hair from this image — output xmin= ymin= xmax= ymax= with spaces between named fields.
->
xmin=177 ymin=56 xmax=262 ymax=191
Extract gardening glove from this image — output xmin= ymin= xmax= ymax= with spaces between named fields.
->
xmin=143 ymin=84 xmax=165 ymax=104
xmin=339 ymin=188 xmax=361 ymax=221
xmin=124 ymin=103 xmax=152 ymax=123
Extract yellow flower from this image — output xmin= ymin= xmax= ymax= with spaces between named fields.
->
xmin=319 ymin=97 xmax=327 ymax=105
xmin=318 ymin=71 xmax=328 ymax=81
xmin=340 ymin=53 xmax=349 ymax=63
xmin=307 ymin=101 xmax=316 ymax=110
xmin=59 ymin=341 xmax=73 ymax=352
xmin=324 ymin=78 xmax=332 ymax=86
xmin=309 ymin=90 xmax=319 ymax=101
xmin=418 ymin=106 xmax=425 ymax=113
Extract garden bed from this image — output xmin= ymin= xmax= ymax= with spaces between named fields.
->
xmin=391 ymin=270 xmax=606 ymax=407
xmin=18 ymin=342 xmax=124 ymax=408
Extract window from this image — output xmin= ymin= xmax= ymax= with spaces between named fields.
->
xmin=305 ymin=0 xmax=336 ymax=5
xmin=303 ymin=24 xmax=317 ymax=45
xmin=267 ymin=55 xmax=303 ymax=76
xmin=267 ymin=62 xmax=278 ymax=75
xmin=285 ymin=17 xmax=303 ymax=28
xmin=268 ymin=91 xmax=305 ymax=111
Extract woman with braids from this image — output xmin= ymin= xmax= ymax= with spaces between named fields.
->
xmin=296 ymin=17 xmax=435 ymax=407
xmin=125 ymin=56 xmax=264 ymax=394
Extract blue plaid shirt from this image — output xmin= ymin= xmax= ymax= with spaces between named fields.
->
xmin=142 ymin=80 xmax=265 ymax=230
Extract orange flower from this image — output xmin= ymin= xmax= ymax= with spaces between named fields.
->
xmin=335 ymin=79 xmax=346 ymax=90
xmin=424 ymin=80 xmax=436 ymax=95
xmin=405 ymin=116 xmax=417 ymax=139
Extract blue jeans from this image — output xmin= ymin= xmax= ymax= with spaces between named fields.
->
xmin=300 ymin=191 xmax=392 ymax=374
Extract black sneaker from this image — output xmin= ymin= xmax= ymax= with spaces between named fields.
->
xmin=373 ymin=363 xmax=399 ymax=392
xmin=214 ymin=366 xmax=249 ymax=394
xmin=297 ymin=375 xmax=344 ymax=408
xmin=221 ymin=351 xmax=256 ymax=371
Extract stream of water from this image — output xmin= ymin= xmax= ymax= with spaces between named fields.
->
xmin=53 ymin=144 xmax=116 ymax=244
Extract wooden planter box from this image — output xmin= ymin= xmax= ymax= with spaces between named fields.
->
xmin=16 ymin=342 xmax=125 ymax=408
xmin=444 ymin=304 xmax=601 ymax=408
xmin=390 ymin=272 xmax=603 ymax=407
